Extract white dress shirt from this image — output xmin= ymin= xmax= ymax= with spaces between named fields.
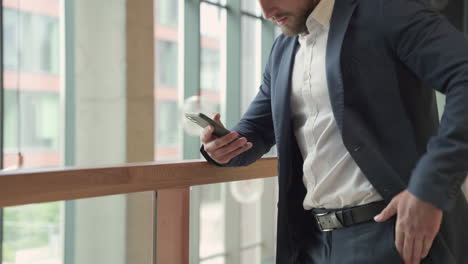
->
xmin=290 ymin=0 xmax=383 ymax=209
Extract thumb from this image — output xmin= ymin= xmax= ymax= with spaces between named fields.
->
xmin=212 ymin=113 xmax=224 ymax=127
xmin=374 ymin=201 xmax=397 ymax=222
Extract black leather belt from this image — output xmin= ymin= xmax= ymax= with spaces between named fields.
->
xmin=312 ymin=201 xmax=387 ymax=232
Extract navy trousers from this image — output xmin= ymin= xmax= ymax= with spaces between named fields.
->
xmin=296 ymin=213 xmax=438 ymax=264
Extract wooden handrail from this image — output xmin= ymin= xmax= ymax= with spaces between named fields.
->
xmin=0 ymin=158 xmax=278 ymax=208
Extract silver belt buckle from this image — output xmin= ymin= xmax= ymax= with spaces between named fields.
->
xmin=314 ymin=211 xmax=344 ymax=232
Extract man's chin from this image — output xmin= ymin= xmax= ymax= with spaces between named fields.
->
xmin=278 ymin=25 xmax=306 ymax=36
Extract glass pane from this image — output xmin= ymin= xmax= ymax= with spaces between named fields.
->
xmin=198 ymin=3 xmax=227 ymax=262
xmin=241 ymin=246 xmax=261 ymax=264
xmin=156 ymin=40 xmax=178 ymax=88
xmin=240 ymin=16 xmax=278 ymax=264
xmin=3 ymin=203 xmax=63 ymax=264
xmin=240 ymin=16 xmax=262 ymax=115
xmin=200 ymin=3 xmax=226 ymax=106
xmin=240 ymin=201 xmax=260 ymax=263
xmin=155 ymin=0 xmax=181 ymax=161
xmin=199 ymin=184 xmax=225 ymax=258
xmin=241 ymin=0 xmax=261 ymax=17
xmin=2 ymin=1 xmax=63 ymax=263
xmin=155 ymin=0 xmax=178 ymax=28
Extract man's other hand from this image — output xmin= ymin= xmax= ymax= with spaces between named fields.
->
xmin=201 ymin=113 xmax=253 ymax=165
xmin=374 ymin=190 xmax=443 ymax=264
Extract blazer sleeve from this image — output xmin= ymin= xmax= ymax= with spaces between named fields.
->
xmin=201 ymin=38 xmax=278 ymax=167
xmin=381 ymin=0 xmax=468 ymax=211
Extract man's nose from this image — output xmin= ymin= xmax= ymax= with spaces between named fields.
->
xmin=258 ymin=0 xmax=277 ymax=20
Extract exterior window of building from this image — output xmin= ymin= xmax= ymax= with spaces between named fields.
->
xmin=3 ymin=8 xmax=59 ymax=74
xmin=4 ymin=90 xmax=59 ymax=151
xmin=239 ymin=7 xmax=264 ymax=264
xmin=200 ymin=48 xmax=220 ymax=92
xmin=198 ymin=2 xmax=226 ymax=263
xmin=2 ymin=1 xmax=63 ymax=264
xmin=156 ymin=40 xmax=178 ymax=88
xmin=157 ymin=101 xmax=180 ymax=147
xmin=155 ymin=0 xmax=181 ymax=161
xmin=155 ymin=0 xmax=178 ymax=28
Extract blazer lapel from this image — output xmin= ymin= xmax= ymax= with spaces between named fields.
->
xmin=274 ymin=37 xmax=298 ymax=142
xmin=274 ymin=37 xmax=299 ymax=190
xmin=326 ymin=0 xmax=357 ymax=133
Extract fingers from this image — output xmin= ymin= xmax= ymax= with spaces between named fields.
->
xmin=201 ymin=126 xmax=215 ymax=144
xmin=212 ymin=136 xmax=248 ymax=158
xmin=402 ymin=234 xmax=414 ymax=264
xmin=374 ymin=200 xmax=397 ymax=222
xmin=421 ymin=238 xmax=432 ymax=259
xmin=201 ymin=113 xmax=225 ymax=144
xmin=204 ymin=131 xmax=239 ymax=153
xmin=412 ymin=237 xmax=424 ymax=264
xmin=212 ymin=113 xmax=224 ymax=127
xmin=202 ymin=126 xmax=253 ymax=164
xmin=395 ymin=221 xmax=405 ymax=261
xmin=216 ymin=142 xmax=253 ymax=164
xmin=383 ymin=190 xmax=442 ymax=264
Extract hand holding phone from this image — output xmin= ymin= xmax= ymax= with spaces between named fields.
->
xmin=185 ymin=112 xmax=231 ymax=137
xmin=187 ymin=113 xmax=253 ymax=164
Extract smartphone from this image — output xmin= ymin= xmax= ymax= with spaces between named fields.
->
xmin=185 ymin=112 xmax=231 ymax=137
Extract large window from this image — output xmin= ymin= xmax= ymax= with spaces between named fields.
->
xmin=155 ymin=0 xmax=181 ymax=161
xmin=156 ymin=40 xmax=178 ymax=88
xmin=1 ymin=0 xmax=277 ymax=263
xmin=3 ymin=8 xmax=59 ymax=74
xmin=2 ymin=1 xmax=63 ymax=264
xmin=4 ymin=90 xmax=59 ymax=151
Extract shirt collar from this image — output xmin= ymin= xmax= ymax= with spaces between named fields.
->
xmin=305 ymin=0 xmax=335 ymax=33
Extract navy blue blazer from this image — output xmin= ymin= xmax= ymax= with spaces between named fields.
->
xmin=202 ymin=0 xmax=468 ymax=262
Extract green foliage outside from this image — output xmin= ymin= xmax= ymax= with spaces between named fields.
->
xmin=2 ymin=202 xmax=61 ymax=262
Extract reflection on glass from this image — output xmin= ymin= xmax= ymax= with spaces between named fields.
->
xmin=2 ymin=1 xmax=63 ymax=263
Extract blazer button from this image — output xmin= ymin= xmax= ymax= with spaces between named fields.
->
xmin=353 ymin=145 xmax=362 ymax=152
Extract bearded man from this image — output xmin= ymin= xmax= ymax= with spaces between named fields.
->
xmin=201 ymin=0 xmax=468 ymax=263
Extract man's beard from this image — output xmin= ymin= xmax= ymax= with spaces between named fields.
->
xmin=277 ymin=1 xmax=319 ymax=36
xmin=279 ymin=18 xmax=308 ymax=36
